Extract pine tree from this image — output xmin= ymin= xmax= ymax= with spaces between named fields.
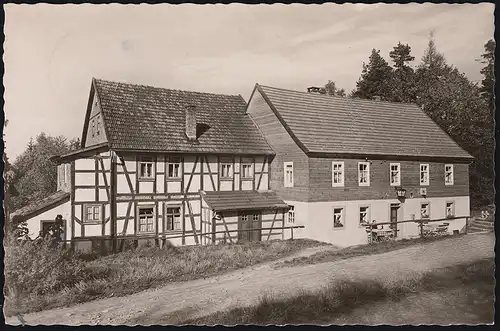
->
xmin=479 ymin=39 xmax=495 ymax=111
xmin=389 ymin=42 xmax=416 ymax=103
xmin=352 ymin=49 xmax=393 ymax=100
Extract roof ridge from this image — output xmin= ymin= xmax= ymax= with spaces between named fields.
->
xmin=94 ymin=77 xmax=242 ymax=98
xmin=258 ymin=84 xmax=419 ymax=107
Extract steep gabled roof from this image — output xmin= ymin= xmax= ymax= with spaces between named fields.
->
xmin=254 ymin=85 xmax=473 ymax=160
xmin=83 ymin=78 xmax=274 ymax=155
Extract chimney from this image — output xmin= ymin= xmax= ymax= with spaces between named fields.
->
xmin=373 ymin=96 xmax=381 ymax=101
xmin=185 ymin=104 xmax=197 ymax=141
xmin=307 ymin=86 xmax=321 ymax=93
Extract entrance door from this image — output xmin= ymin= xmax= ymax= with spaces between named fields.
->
xmin=238 ymin=211 xmax=262 ymax=242
xmin=390 ymin=204 xmax=399 ymax=237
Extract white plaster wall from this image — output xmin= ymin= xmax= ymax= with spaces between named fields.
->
xmin=302 ymin=196 xmax=470 ymax=247
xmin=25 ymin=201 xmax=71 ymax=240
xmin=283 ymin=200 xmax=308 ymax=240
xmin=241 ymin=180 xmax=253 ymax=190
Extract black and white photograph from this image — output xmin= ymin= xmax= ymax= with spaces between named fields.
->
xmin=2 ymin=2 xmax=495 ymax=326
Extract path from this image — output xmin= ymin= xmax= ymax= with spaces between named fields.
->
xmin=6 ymin=233 xmax=494 ymax=325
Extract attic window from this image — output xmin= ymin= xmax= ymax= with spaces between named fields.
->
xmin=138 ymin=156 xmax=154 ymax=180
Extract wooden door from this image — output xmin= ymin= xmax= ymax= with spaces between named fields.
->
xmin=238 ymin=212 xmax=262 ymax=242
xmin=390 ymin=205 xmax=399 ymax=237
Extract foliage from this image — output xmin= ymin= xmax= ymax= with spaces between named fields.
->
xmin=3 ymin=239 xmax=325 ymax=316
xmin=323 ymin=80 xmax=346 ymax=97
xmin=9 ymin=133 xmax=79 ymax=212
xmin=352 ymin=48 xmax=394 ymax=100
xmin=389 ymin=42 xmax=417 ymax=102
xmin=186 ymin=258 xmax=494 ymax=325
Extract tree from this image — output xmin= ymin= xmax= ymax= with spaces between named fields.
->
xmin=9 ymin=133 xmax=79 ymax=211
xmin=323 ymin=80 xmax=347 ymax=97
xmin=352 ymin=49 xmax=394 ymax=100
xmin=478 ymin=39 xmax=495 ymax=111
xmin=389 ymin=42 xmax=416 ymax=102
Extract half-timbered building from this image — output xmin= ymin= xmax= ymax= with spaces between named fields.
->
xmin=246 ymin=84 xmax=474 ymax=246
xmin=12 ymin=78 xmax=288 ymax=250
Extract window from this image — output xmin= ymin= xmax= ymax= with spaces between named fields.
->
xmin=241 ymin=162 xmax=253 ymax=178
xmin=445 ymin=164 xmax=454 ymax=185
xmin=167 ymin=157 xmax=181 ymax=178
xmin=138 ymin=207 xmax=155 ymax=233
xmin=241 ymin=214 xmax=248 ymax=222
xmin=220 ymin=162 xmax=233 ymax=179
xmin=252 ymin=214 xmax=260 ymax=221
xmin=166 ymin=207 xmax=181 ymax=231
xmin=139 ymin=156 xmax=154 ymax=179
xmin=359 ymin=206 xmax=369 ymax=225
xmin=358 ymin=162 xmax=370 ymax=186
xmin=446 ymin=202 xmax=455 ymax=218
xmin=420 ymin=164 xmax=429 ymax=186
xmin=287 ymin=205 xmax=295 ymax=224
xmin=284 ymin=162 xmax=294 ymax=187
xmin=333 ymin=207 xmax=345 ymax=228
xmin=420 ymin=203 xmax=430 ymax=219
xmin=84 ymin=205 xmax=102 ymax=223
xmin=332 ymin=162 xmax=344 ymax=187
xmin=390 ymin=163 xmax=401 ymax=186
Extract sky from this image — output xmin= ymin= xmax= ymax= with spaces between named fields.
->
xmin=3 ymin=3 xmax=494 ymax=160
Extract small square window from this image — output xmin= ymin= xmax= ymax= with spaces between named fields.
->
xmin=166 ymin=206 xmax=181 ymax=231
xmin=445 ymin=164 xmax=454 ymax=185
xmin=359 ymin=206 xmax=369 ymax=225
xmin=221 ymin=163 xmax=233 ymax=179
xmin=241 ymin=163 xmax=253 ymax=179
xmin=284 ymin=162 xmax=294 ymax=187
xmin=139 ymin=156 xmax=154 ymax=179
xmin=420 ymin=164 xmax=429 ymax=186
xmin=287 ymin=205 xmax=295 ymax=224
xmin=446 ymin=202 xmax=455 ymax=218
xmin=138 ymin=207 xmax=155 ymax=233
xmin=333 ymin=207 xmax=345 ymax=228
xmin=420 ymin=203 xmax=430 ymax=219
xmin=167 ymin=157 xmax=181 ymax=179
xmin=84 ymin=205 xmax=102 ymax=223
xmin=358 ymin=162 xmax=370 ymax=186
xmin=390 ymin=163 xmax=401 ymax=186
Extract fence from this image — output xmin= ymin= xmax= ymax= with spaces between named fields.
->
xmin=71 ymin=225 xmax=306 ymax=253
xmin=364 ymin=215 xmax=470 ymax=243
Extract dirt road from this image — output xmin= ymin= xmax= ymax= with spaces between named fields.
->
xmin=6 ymin=233 xmax=494 ymax=326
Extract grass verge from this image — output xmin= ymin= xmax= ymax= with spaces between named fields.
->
xmin=184 ymin=257 xmax=494 ymax=325
xmin=275 ymin=234 xmax=461 ymax=268
xmin=4 ymin=238 xmax=326 ymax=317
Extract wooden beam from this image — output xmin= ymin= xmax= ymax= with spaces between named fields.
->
xmin=257 ymin=156 xmax=266 ymax=190
xmin=122 ymin=201 xmax=132 ymax=235
xmin=185 ymin=156 xmax=199 ymax=193
xmin=121 ymin=161 xmax=135 ymax=194
xmin=219 ymin=212 xmax=234 ymax=244
xmin=267 ymin=209 xmax=278 ymax=241
xmin=95 ymin=158 xmax=99 ymax=201
xmin=204 ymin=156 xmax=217 ymax=191
xmin=99 ymin=158 xmax=111 ymax=201
xmin=186 ymin=200 xmax=199 ymax=244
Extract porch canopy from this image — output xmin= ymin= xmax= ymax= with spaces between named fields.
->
xmin=201 ymin=190 xmax=289 ymax=212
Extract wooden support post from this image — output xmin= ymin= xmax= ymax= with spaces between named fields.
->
xmin=465 ymin=217 xmax=469 ymax=235
xmin=419 ymin=219 xmax=424 ymax=238
xmin=291 ymin=227 xmax=294 ymax=240
xmin=369 ymin=226 xmax=373 ymax=244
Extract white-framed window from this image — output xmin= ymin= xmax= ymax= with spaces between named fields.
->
xmin=420 ymin=164 xmax=429 ymax=186
xmin=445 ymin=201 xmax=455 ymax=218
xmin=241 ymin=162 xmax=253 ymax=179
xmin=420 ymin=202 xmax=430 ymax=219
xmin=84 ymin=204 xmax=102 ymax=223
xmin=445 ymin=164 xmax=454 ymax=185
xmin=138 ymin=206 xmax=155 ymax=233
xmin=358 ymin=162 xmax=370 ymax=186
xmin=332 ymin=161 xmax=345 ymax=187
xmin=333 ymin=207 xmax=345 ymax=228
xmin=287 ymin=205 xmax=295 ymax=224
xmin=390 ymin=163 xmax=401 ymax=186
xmin=359 ymin=206 xmax=369 ymax=225
xmin=284 ymin=162 xmax=294 ymax=187
xmin=138 ymin=156 xmax=154 ymax=179
xmin=167 ymin=156 xmax=181 ymax=179
xmin=220 ymin=163 xmax=233 ymax=179
xmin=165 ymin=206 xmax=182 ymax=231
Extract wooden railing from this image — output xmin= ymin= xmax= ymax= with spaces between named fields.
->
xmin=363 ymin=215 xmax=471 ymax=243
